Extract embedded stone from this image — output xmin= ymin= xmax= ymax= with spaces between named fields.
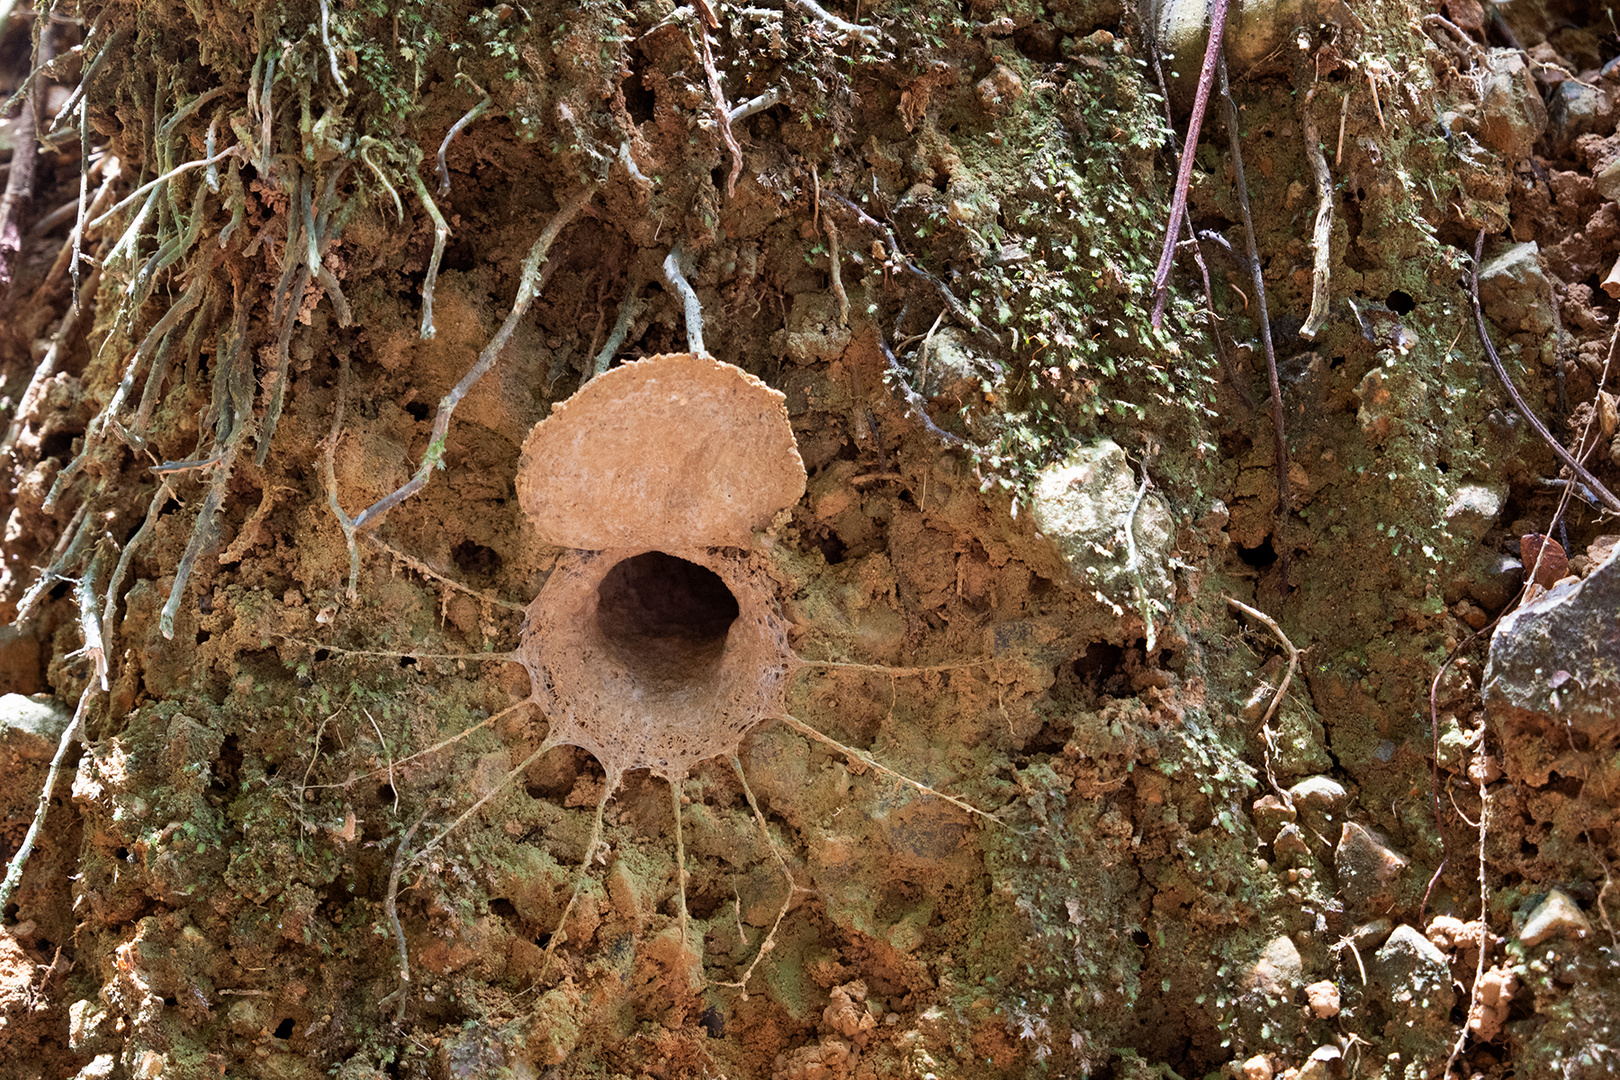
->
xmin=1297 ymin=1044 xmax=1344 ymax=1080
xmin=0 ymin=693 xmax=70 ymax=762
xmin=1372 ymin=924 xmax=1450 ymax=998
xmin=1477 ymin=48 xmax=1548 ymax=163
xmin=1241 ymin=1055 xmax=1273 ymax=1080
xmin=1029 ymin=438 xmax=1173 ymax=616
xmin=1519 ymin=889 xmax=1590 ymax=947
xmin=1484 ymin=541 xmax=1620 ymax=751
xmin=1251 ymin=794 xmax=1295 ymax=843
xmin=1246 ymin=935 xmax=1302 ymax=998
xmin=1334 ymin=822 xmax=1410 ymax=911
xmin=1476 ymin=240 xmax=1555 ymax=336
xmin=1348 ymin=917 xmax=1394 ymax=951
xmin=1288 ymin=775 xmax=1349 ymax=812
xmin=1442 ymin=483 xmax=1508 ymax=544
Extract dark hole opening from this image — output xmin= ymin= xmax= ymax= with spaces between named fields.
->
xmin=1236 ymin=538 xmax=1278 ymax=568
xmin=273 ymin=1018 xmax=295 ymax=1039
xmin=1386 ymin=289 xmax=1416 ymax=314
xmin=452 ymin=540 xmax=502 ymax=578
xmin=595 ymin=552 xmax=740 ymax=689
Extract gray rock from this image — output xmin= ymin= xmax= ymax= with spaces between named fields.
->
xmin=1029 ymin=439 xmax=1174 ymax=622
xmin=1519 ymin=889 xmax=1591 ymax=947
xmin=1443 ymin=483 xmax=1508 ymax=544
xmin=1478 ymin=49 xmax=1549 ymax=163
xmin=1546 ymin=80 xmax=1614 ymax=158
xmin=1484 ymin=541 xmax=1620 ymax=745
xmin=1458 ymin=547 xmax=1524 ymax=612
xmin=1373 ymin=924 xmax=1451 ymax=1001
xmin=1272 ymin=822 xmax=1311 ymax=863
xmin=1477 ymin=240 xmax=1556 ymax=336
xmin=1335 ymin=822 xmax=1410 ymax=912
xmin=1288 ymin=775 xmax=1349 ymax=811
xmin=0 ymin=693 xmax=71 ymax=762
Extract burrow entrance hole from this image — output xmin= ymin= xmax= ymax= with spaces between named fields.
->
xmin=594 ymin=551 xmax=741 ymax=690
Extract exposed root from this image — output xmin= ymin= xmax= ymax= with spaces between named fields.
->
xmin=1 ymin=263 xmax=104 ymax=459
xmin=1441 ymin=727 xmax=1491 ymax=1080
xmin=713 ymin=754 xmax=797 ymax=991
xmin=411 ymin=737 xmax=560 ymax=867
xmin=1297 ymin=86 xmax=1335 ymax=340
xmin=0 ymin=21 xmax=50 ymax=298
xmin=1147 ymin=0 xmax=1230 ymax=326
xmin=1221 ymin=58 xmax=1289 ymax=518
xmin=695 ymin=24 xmax=743 ymax=198
xmin=729 ymin=86 xmax=782 ymax=123
xmin=662 ymin=241 xmax=707 ymax=354
xmin=350 ymin=183 xmax=596 ymax=531
xmin=590 ymin=286 xmax=646 ymax=379
xmin=294 ymin=696 xmax=534 ymax=795
xmin=828 ymin=192 xmax=993 ymax=343
xmin=46 ymin=26 xmax=124 ymax=135
xmin=14 ymin=500 xmax=92 ymax=625
xmin=87 ymin=147 xmax=239 ymax=237
xmin=1122 ymin=452 xmax=1159 ymax=652
xmin=318 ymin=0 xmax=348 ymax=96
xmin=76 ymin=546 xmax=109 ymax=691
xmin=159 ymin=429 xmax=245 ymax=639
xmin=437 ymin=94 xmax=491 ymax=196
xmin=0 ymin=681 xmax=94 ymax=914
xmin=788 ymin=0 xmax=878 ymax=44
xmin=102 ymin=481 xmax=172 ymax=662
xmin=825 ymin=217 xmax=849 ymax=326
xmin=365 ymin=534 xmax=526 ymax=612
xmin=878 ymin=336 xmax=977 ymax=450
xmin=538 ymin=774 xmax=619 ymax=981
xmin=774 ymin=712 xmax=1000 ymax=824
xmin=378 ymin=811 xmax=427 ymax=1021
xmin=1223 ymin=595 xmax=1302 ymax=806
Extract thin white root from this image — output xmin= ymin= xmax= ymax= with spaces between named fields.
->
xmin=322 ymin=349 xmax=361 ymax=598
xmin=713 ymin=755 xmax=797 ymax=990
xmin=351 ymin=183 xmax=596 ymax=531
xmin=539 ymin=774 xmax=620 ymax=981
xmin=438 ymin=95 xmax=491 ymax=195
xmin=590 ymin=289 xmax=645 ymax=379
xmin=408 ymin=167 xmax=451 ymax=340
xmin=1442 ymin=727 xmax=1492 ymax=1079
xmin=411 ymin=738 xmax=559 ymax=864
xmin=378 ymin=812 xmax=427 ymax=1020
xmin=87 ymin=148 xmax=238 ymax=234
xmin=318 ymin=0 xmax=348 ymax=95
xmin=670 ymin=781 xmax=690 ymax=952
xmin=774 ymin=713 xmax=1000 ymax=824
xmin=826 ymin=217 xmax=848 ymax=327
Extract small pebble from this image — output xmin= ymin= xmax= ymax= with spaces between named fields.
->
xmin=1304 ymin=980 xmax=1340 ymax=1019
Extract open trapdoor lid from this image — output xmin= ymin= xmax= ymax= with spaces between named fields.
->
xmin=517 ymin=353 xmax=807 ymax=550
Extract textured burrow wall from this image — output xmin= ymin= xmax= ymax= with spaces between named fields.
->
xmin=0 ymin=0 xmax=1617 ymax=1078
